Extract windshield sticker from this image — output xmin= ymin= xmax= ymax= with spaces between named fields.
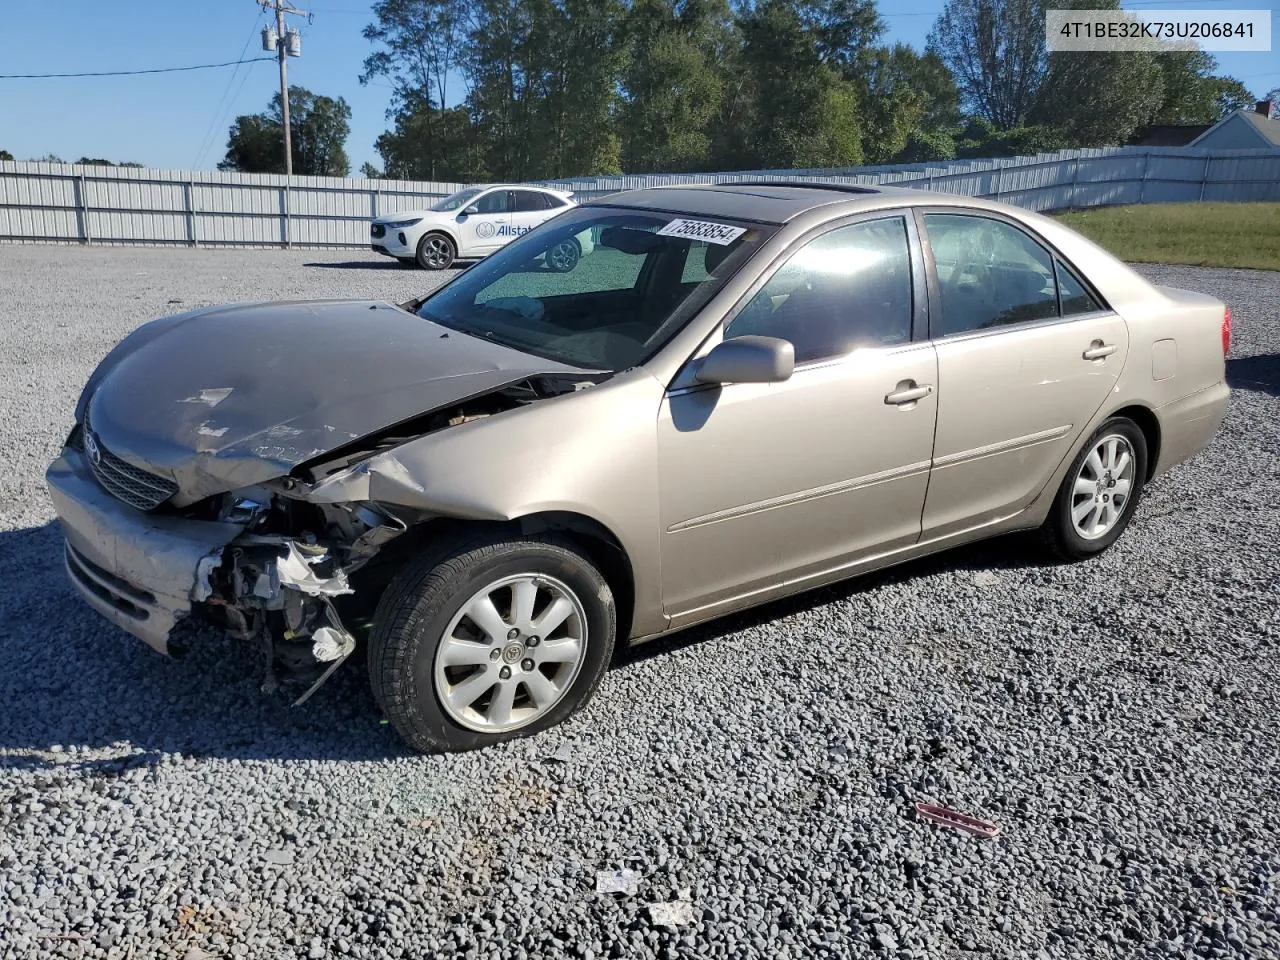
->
xmin=656 ymin=218 xmax=746 ymax=246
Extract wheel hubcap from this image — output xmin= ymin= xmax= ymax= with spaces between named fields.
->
xmin=1070 ymin=434 xmax=1135 ymax=540
xmin=548 ymin=242 xmax=576 ymax=270
xmin=424 ymin=237 xmax=451 ymax=267
xmin=433 ymin=574 xmax=587 ymax=733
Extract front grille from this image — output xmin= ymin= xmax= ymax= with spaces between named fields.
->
xmin=371 ymin=223 xmax=386 ymax=238
xmin=82 ymin=413 xmax=179 ymax=511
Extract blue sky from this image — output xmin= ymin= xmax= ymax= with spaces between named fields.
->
xmin=0 ymin=1 xmax=1276 ymax=173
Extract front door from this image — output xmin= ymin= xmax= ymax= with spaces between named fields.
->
xmin=657 ymin=214 xmax=938 ymax=623
xmin=458 ymin=189 xmax=512 ymax=256
xmin=918 ymin=211 xmax=1130 ymax=537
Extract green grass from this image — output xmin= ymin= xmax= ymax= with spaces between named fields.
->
xmin=1054 ymin=203 xmax=1280 ymax=271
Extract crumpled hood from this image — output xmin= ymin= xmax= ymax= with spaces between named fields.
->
xmin=80 ymin=299 xmax=583 ymax=501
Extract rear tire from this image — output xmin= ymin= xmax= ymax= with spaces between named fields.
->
xmin=545 ymin=238 xmax=581 ymax=273
xmin=368 ymin=532 xmax=616 ymax=753
xmin=415 ymin=232 xmax=456 ymax=270
xmin=1041 ymin=416 xmax=1147 ymax=561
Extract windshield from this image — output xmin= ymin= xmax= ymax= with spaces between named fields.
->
xmin=431 ymin=187 xmax=485 ymax=212
xmin=416 ymin=208 xmax=771 ymax=370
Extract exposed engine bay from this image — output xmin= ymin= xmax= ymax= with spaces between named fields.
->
xmin=126 ymin=374 xmax=600 ymax=705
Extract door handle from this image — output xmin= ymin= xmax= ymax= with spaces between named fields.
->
xmin=884 ymin=380 xmax=932 ymax=406
xmin=1082 ymin=340 xmax=1118 ymax=360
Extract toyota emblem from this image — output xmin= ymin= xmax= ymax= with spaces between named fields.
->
xmin=84 ymin=429 xmax=102 ymax=467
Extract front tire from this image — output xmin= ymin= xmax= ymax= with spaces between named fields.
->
xmin=369 ymin=533 xmax=616 ymax=753
xmin=1041 ymin=417 xmax=1147 ymax=561
xmin=415 ymin=232 xmax=456 ymax=270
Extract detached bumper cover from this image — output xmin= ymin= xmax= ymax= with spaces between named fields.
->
xmin=46 ymin=449 xmax=244 ymax=655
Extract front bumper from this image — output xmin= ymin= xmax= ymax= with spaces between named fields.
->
xmin=371 ymin=243 xmax=396 ymax=257
xmin=46 ymin=449 xmax=244 ymax=655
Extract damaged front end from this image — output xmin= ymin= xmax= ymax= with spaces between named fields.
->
xmin=196 ymin=494 xmax=408 ymax=703
xmin=47 ymin=370 xmax=598 ymax=703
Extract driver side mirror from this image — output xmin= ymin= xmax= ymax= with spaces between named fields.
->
xmin=462 ymin=204 xmax=480 ymax=215
xmin=695 ymin=336 xmax=795 ymax=385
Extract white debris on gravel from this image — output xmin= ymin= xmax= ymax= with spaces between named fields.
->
xmin=0 ymin=247 xmax=1278 ymax=959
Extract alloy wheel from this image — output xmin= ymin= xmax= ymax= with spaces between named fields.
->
xmin=1070 ymin=433 xmax=1136 ymax=540
xmin=421 ymin=235 xmax=453 ymax=269
xmin=433 ymin=574 xmax=587 ymax=733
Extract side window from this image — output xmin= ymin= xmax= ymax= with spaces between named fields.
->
xmin=924 ymin=214 xmax=1058 ymax=335
xmin=514 ymin=190 xmax=550 ymax=213
xmin=473 ymin=190 xmax=510 ymax=214
xmin=1056 ymin=260 xmax=1102 ymax=316
xmin=542 ymin=192 xmax=568 ymax=209
xmin=725 ymin=217 xmax=913 ymax=363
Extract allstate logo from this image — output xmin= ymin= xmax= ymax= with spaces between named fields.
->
xmin=476 ymin=221 xmax=496 ymax=239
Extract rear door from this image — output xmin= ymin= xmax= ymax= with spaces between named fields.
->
xmin=918 ymin=210 xmax=1128 ymax=538
xmin=510 ymin=189 xmax=557 ymax=240
xmin=458 ymin=189 xmax=512 ymax=256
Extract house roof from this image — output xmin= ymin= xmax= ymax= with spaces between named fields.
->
xmin=1190 ymin=108 xmax=1280 ymax=148
xmin=1130 ymin=124 xmax=1211 ymax=147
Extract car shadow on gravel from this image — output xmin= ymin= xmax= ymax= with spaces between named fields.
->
xmin=0 ymin=519 xmax=1046 ymax=765
xmin=616 ymin=531 xmax=1051 ymax=669
xmin=303 ymin=260 xmax=410 ymax=270
xmin=0 ymin=522 xmax=410 ymax=769
xmin=1227 ymin=353 xmax=1280 ymax=397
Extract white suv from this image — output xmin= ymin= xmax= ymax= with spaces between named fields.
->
xmin=371 ymin=184 xmax=586 ymax=271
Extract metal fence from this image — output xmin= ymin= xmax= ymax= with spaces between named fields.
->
xmin=2 ymin=146 xmax=1278 ymax=249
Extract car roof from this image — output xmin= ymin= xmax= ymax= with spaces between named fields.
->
xmin=476 ymin=183 xmax=573 ymax=196
xmin=586 ymin=182 xmax=926 ymax=225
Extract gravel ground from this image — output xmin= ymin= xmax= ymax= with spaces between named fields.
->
xmin=1 ymin=246 xmax=1277 ymax=960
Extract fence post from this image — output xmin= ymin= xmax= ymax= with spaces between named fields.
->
xmin=279 ymin=183 xmax=290 ymax=249
xmin=1138 ymin=152 xmax=1150 ymax=204
xmin=1069 ymin=157 xmax=1080 ymax=209
xmin=73 ymin=171 xmax=91 ymax=245
xmin=184 ymin=181 xmax=198 ymax=248
xmin=1199 ymin=154 xmax=1210 ymax=202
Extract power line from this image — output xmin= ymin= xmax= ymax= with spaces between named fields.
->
xmin=193 ymin=10 xmax=269 ymax=168
xmin=0 ymin=57 xmax=274 ymax=80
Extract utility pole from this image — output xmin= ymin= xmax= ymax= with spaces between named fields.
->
xmin=258 ymin=0 xmax=307 ymax=176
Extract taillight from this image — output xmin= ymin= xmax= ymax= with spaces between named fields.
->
xmin=1222 ymin=306 xmax=1232 ymax=357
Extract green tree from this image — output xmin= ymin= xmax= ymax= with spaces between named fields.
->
xmin=375 ymin=93 xmax=489 ymax=181
xmin=928 ymin=0 xmax=1046 ymax=130
xmin=732 ymin=0 xmax=863 ymax=169
xmin=361 ymin=0 xmax=470 ymax=181
xmin=0 ymin=149 xmax=15 ymax=161
xmin=1211 ymin=78 xmax=1257 ymax=117
xmin=954 ymin=116 xmax=1066 ymax=157
xmin=219 ymin=86 xmax=352 ymax=176
xmin=858 ymin=45 xmax=960 ymax=164
xmin=618 ymin=0 xmax=732 ymax=173
xmin=1032 ymin=47 xmax=1163 ymax=146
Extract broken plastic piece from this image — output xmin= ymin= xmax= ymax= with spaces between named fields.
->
xmin=275 ymin=541 xmax=353 ymax=597
xmin=311 ymin=625 xmax=354 ymax=662
xmin=646 ymin=900 xmax=696 ymax=927
xmin=914 ymin=802 xmax=1000 ymax=839
xmin=595 ymin=868 xmax=640 ymax=896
